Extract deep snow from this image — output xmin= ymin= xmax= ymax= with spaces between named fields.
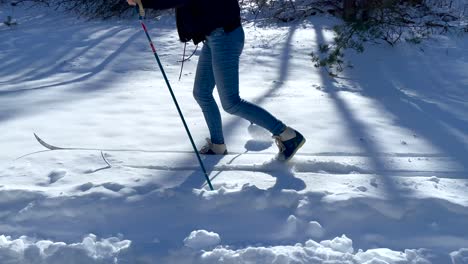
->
xmin=1 ymin=3 xmax=468 ymax=264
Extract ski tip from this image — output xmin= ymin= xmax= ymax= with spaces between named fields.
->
xmin=34 ymin=133 xmax=47 ymax=145
xmin=33 ymin=133 xmax=61 ymax=150
xmin=33 ymin=133 xmax=45 ymax=145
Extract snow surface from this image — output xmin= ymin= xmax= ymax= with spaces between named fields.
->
xmin=0 ymin=234 xmax=130 ymax=263
xmin=183 ymin=230 xmax=221 ymax=249
xmin=1 ymin=3 xmax=468 ymax=263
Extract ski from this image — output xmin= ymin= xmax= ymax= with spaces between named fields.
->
xmin=126 ymin=162 xmax=287 ymax=174
xmin=33 ymin=133 xmax=277 ymax=156
xmin=34 ymin=133 xmax=67 ymax=150
xmin=33 ymin=134 xmax=448 ymax=158
xmin=33 ymin=133 xmax=202 ymax=153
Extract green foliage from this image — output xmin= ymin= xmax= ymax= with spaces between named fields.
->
xmin=310 ymin=1 xmax=467 ymax=77
xmin=311 ymin=21 xmax=369 ymax=77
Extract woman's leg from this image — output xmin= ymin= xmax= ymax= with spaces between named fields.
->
xmin=193 ymin=41 xmax=225 ymax=144
xmin=207 ymin=26 xmax=286 ymax=136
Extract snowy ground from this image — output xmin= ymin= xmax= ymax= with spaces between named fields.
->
xmin=1 ymin=4 xmax=468 ymax=264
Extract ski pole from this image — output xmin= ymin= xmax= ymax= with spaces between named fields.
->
xmin=134 ymin=1 xmax=214 ymax=191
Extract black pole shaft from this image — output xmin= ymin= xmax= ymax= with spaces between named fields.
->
xmin=138 ymin=18 xmax=214 ymax=191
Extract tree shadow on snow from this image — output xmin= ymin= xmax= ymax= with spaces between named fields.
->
xmin=312 ymin=21 xmax=468 ymax=199
xmin=313 ymin=23 xmax=411 ymax=202
xmin=366 ymin=45 xmax=468 ymax=170
xmin=346 ymin=35 xmax=468 ymax=171
xmin=0 ymin=16 xmax=141 ymax=124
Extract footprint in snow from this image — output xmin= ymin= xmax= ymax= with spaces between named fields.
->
xmin=101 ymin=182 xmax=125 ymax=192
xmin=76 ymin=182 xmax=128 ymax=193
xmin=48 ymin=169 xmax=67 ymax=184
xmin=76 ymin=182 xmax=94 ymax=192
xmin=355 ymin=186 xmax=368 ymax=192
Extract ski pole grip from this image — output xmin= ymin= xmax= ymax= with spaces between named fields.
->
xmin=134 ymin=0 xmax=145 ymax=18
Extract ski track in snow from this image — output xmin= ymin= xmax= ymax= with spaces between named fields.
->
xmin=1 ymin=3 xmax=468 ymax=264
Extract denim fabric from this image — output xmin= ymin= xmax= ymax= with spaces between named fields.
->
xmin=193 ymin=26 xmax=286 ymax=144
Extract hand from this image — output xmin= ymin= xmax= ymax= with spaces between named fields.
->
xmin=127 ymin=0 xmax=137 ymax=6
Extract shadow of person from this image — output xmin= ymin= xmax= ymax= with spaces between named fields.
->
xmin=263 ymin=159 xmax=306 ymax=192
xmin=177 ymin=122 xmax=306 ymax=192
xmin=174 ymin=155 xmax=225 ymax=191
xmin=244 ymin=140 xmax=273 ymax=152
xmin=246 ymin=124 xmax=306 ymax=191
xmin=247 ymin=123 xmax=272 ymax=141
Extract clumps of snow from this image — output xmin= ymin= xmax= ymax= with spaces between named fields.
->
xmin=184 ymin=230 xmax=221 ymax=250
xmin=356 ymin=248 xmax=431 ymax=264
xmin=47 ymin=169 xmax=67 ymax=184
xmin=0 ymin=234 xmax=130 ymax=263
xmin=320 ymin=235 xmax=354 ymax=254
xmin=451 ymin=248 xmax=468 ymax=264
xmin=199 ymin=235 xmax=430 ymax=264
xmin=200 ymin=241 xmax=353 ymax=264
xmin=306 ymin=221 xmax=325 ymax=238
xmin=280 ymin=215 xmax=325 ymax=239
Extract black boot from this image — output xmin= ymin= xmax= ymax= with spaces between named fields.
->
xmin=273 ymin=127 xmax=306 ymax=161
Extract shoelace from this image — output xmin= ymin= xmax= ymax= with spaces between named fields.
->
xmin=273 ymin=135 xmax=286 ymax=153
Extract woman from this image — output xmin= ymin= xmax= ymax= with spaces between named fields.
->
xmin=127 ymin=0 xmax=305 ymax=161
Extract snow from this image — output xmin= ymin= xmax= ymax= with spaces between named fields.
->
xmin=451 ymin=248 xmax=468 ymax=264
xmin=320 ymin=234 xmax=354 ymax=254
xmin=0 ymin=234 xmax=130 ymax=263
xmin=1 ymin=3 xmax=468 ymax=263
xmin=183 ymin=230 xmax=221 ymax=249
xmin=47 ymin=169 xmax=67 ymax=184
xmin=197 ymin=237 xmax=431 ymax=264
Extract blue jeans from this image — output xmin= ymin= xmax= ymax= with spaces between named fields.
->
xmin=193 ymin=26 xmax=286 ymax=144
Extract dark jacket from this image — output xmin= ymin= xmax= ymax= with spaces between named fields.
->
xmin=140 ymin=0 xmax=241 ymax=44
